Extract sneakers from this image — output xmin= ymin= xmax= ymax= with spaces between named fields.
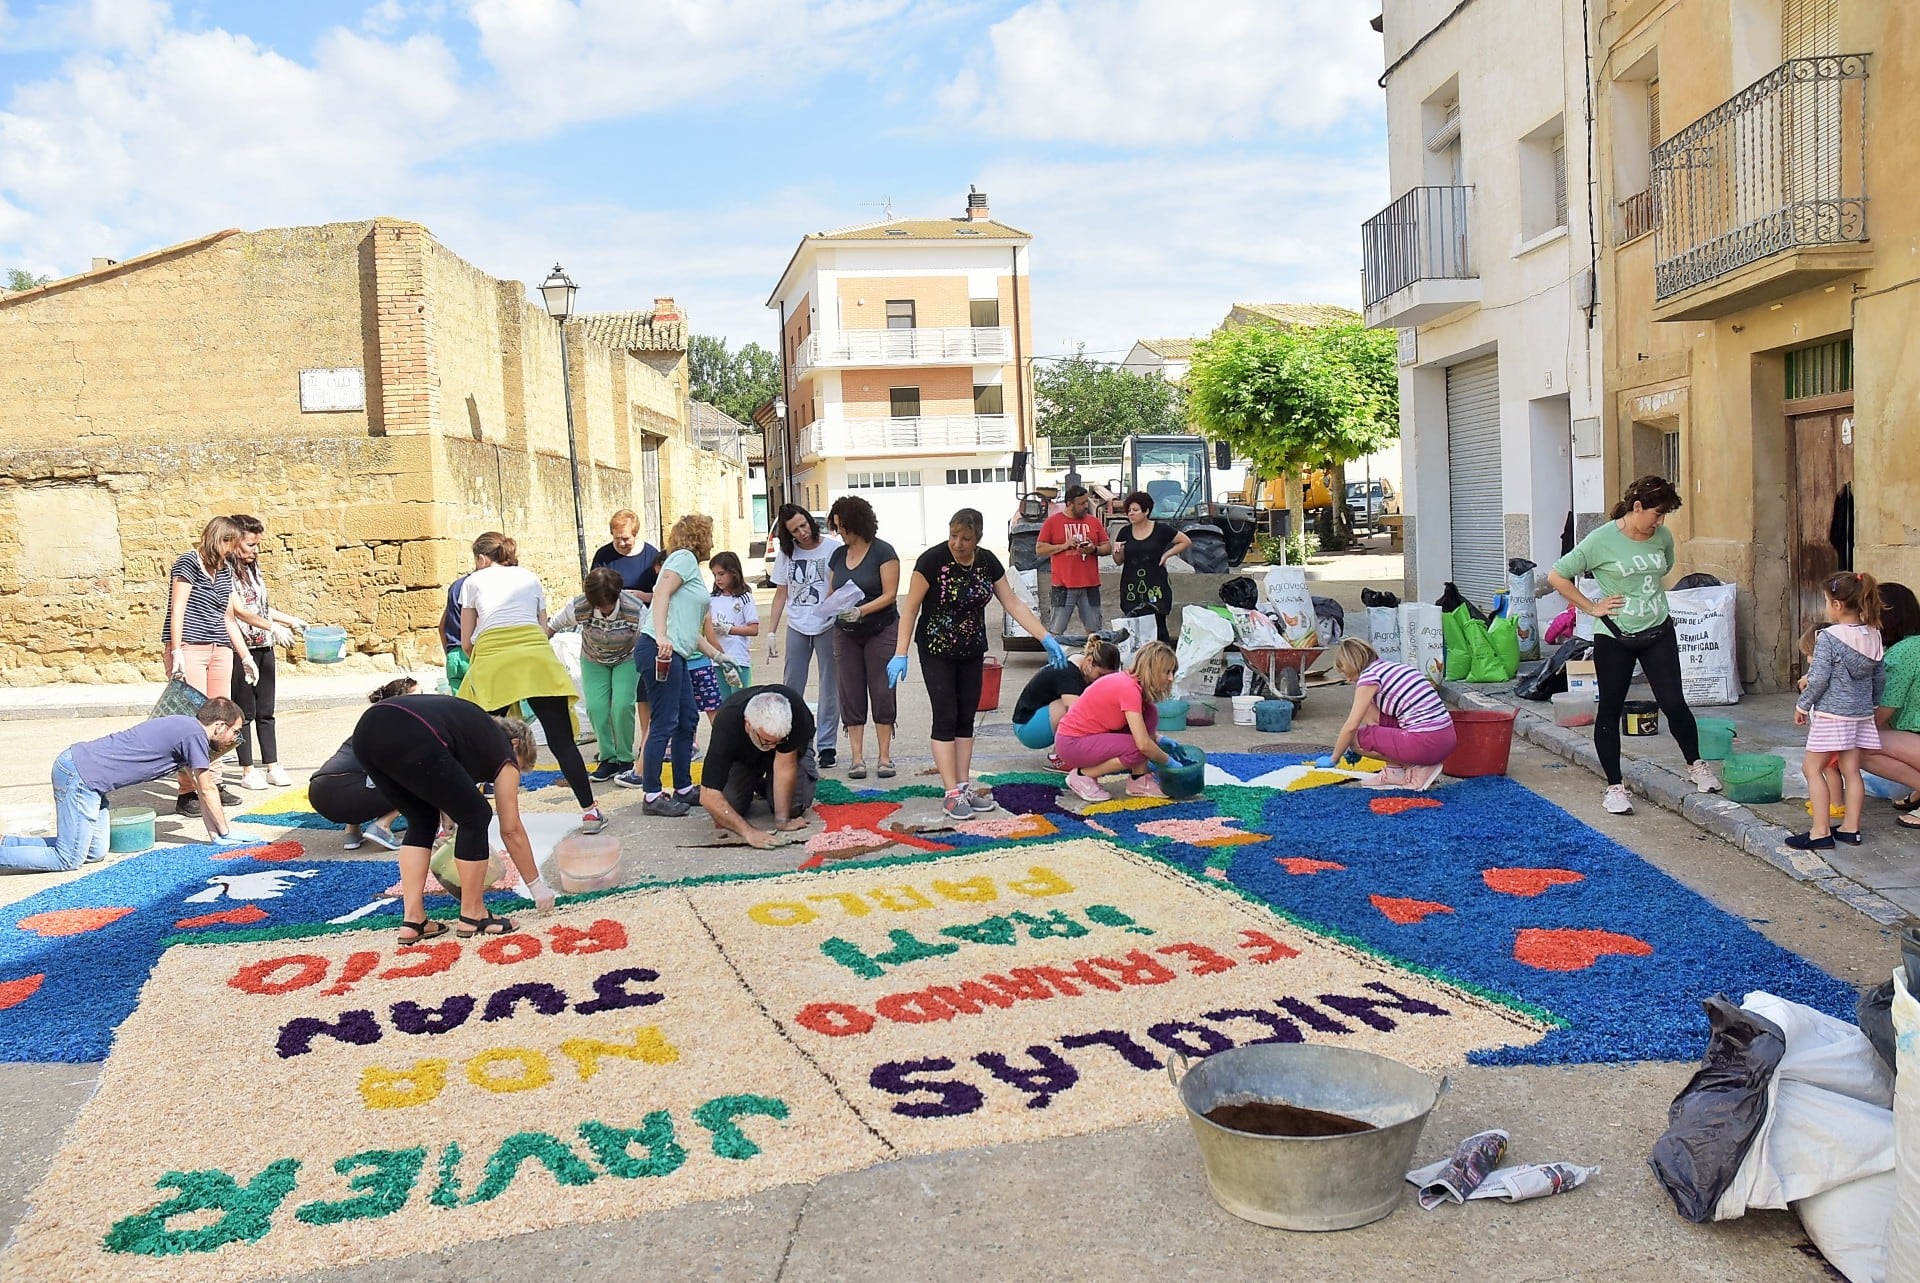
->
xmin=614 ymin=770 xmax=646 ymax=790
xmin=942 ymin=789 xmax=973 ymax=820
xmin=265 ymin=764 xmax=291 ymax=787
xmin=1408 ymin=762 xmax=1445 ymax=792
xmin=176 ymin=792 xmax=201 ymax=817
xmin=579 ymin=806 xmax=606 ymax=835
xmin=1603 ymin=784 xmax=1635 ymax=815
xmin=590 ymin=760 xmax=626 ymax=783
xmin=1362 ymin=765 xmax=1414 ymax=790
xmin=219 ymin=785 xmax=242 ymax=807
xmin=1065 ymin=771 xmax=1108 ymax=803
xmin=1042 ymin=753 xmax=1067 ymax=773
xmin=1687 ymin=760 xmax=1723 ymax=794
xmin=1125 ymin=774 xmax=1166 ymax=798
xmin=819 ymin=748 xmax=838 ymax=769
xmin=361 ymin=820 xmax=400 ymax=851
xmin=673 ymin=787 xmax=702 ymax=810
xmin=643 ymin=793 xmax=690 ymax=818
xmin=239 ymin=767 xmax=269 ymax=791
xmin=966 ymin=784 xmax=997 ymax=814
xmin=342 ymin=823 xmax=365 ymax=850
xmin=1785 ymin=830 xmax=1835 ymax=851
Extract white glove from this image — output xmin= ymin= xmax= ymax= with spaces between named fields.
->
xmin=281 ymin=616 xmax=309 ymax=632
xmin=269 ymin=624 xmax=294 ymax=648
xmin=765 ymin=634 xmax=781 ymax=660
xmin=241 ymin=655 xmax=260 ymax=685
xmin=836 ymin=608 xmax=863 ymax=625
xmin=169 ymin=651 xmax=185 ymax=680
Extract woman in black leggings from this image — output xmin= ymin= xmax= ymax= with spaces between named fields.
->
xmin=309 ymin=678 xmax=415 ymax=850
xmin=891 ymin=509 xmax=1067 ymax=821
xmin=1547 ymin=475 xmax=1720 ymax=816
xmin=352 ymin=694 xmax=555 ymax=942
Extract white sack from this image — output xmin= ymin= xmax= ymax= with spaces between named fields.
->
xmin=1262 ymin=565 xmax=1319 ymax=647
xmin=1174 ymin=605 xmax=1236 ymax=699
xmin=1572 ymin=578 xmax=1741 ymax=706
xmin=1399 ymin=602 xmax=1446 ymax=685
xmin=1886 ymin=969 xmax=1920 ymax=1283
xmin=1231 ymin=607 xmax=1283 ymax=651
xmin=1367 ymin=606 xmax=1404 ymax=662
xmin=1509 ymin=565 xmax=1540 ymax=661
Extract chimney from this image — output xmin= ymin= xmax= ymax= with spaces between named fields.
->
xmin=91 ymin=257 xmax=119 ymax=271
xmin=966 ymin=186 xmax=990 ymax=221
xmin=652 ymin=296 xmax=680 ymax=320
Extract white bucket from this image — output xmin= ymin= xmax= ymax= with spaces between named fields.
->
xmin=1232 ymin=694 xmax=1262 ymax=726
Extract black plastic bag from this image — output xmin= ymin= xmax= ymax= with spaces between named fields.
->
xmin=1647 ymin=995 xmax=1787 ymax=1224
xmin=1214 ymin=666 xmax=1272 ymax=699
xmin=1514 ymin=636 xmax=1592 ymax=701
xmin=1360 ymin=587 xmax=1401 ymax=609
xmin=1435 ymin=581 xmax=1489 ymax=623
xmin=1508 ymin=557 xmax=1537 ymax=575
xmin=1674 ymin=572 xmax=1723 ymax=590
xmin=1219 ymin=576 xmax=1258 ymax=609
xmin=1312 ymin=595 xmax=1345 ymax=642
xmin=1858 ymin=979 xmax=1896 ymax=1073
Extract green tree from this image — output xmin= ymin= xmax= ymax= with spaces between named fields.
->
xmin=3 ymin=268 xmax=50 ymax=293
xmin=1034 ymin=349 xmax=1186 ymax=454
xmin=689 ymin=334 xmax=781 ymax=425
xmin=1186 ymin=320 xmax=1398 ymax=555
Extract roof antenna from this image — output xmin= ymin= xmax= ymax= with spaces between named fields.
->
xmin=863 ymin=196 xmax=895 ymax=220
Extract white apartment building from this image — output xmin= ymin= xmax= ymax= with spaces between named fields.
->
xmin=1365 ymin=0 xmax=1606 ymax=607
xmin=765 ymin=189 xmax=1035 ymax=553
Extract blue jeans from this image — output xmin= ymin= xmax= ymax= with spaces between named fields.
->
xmin=0 ymin=749 xmax=110 ymax=871
xmin=636 ymin=635 xmax=697 ymax=795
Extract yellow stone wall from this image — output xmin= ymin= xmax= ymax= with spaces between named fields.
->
xmin=0 ymin=218 xmax=750 ymax=683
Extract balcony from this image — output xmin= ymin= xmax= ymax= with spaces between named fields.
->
xmin=792 ymin=326 xmax=1013 ymax=376
xmin=798 ymin=414 xmax=1013 ymax=461
xmin=1652 ymin=54 xmax=1871 ymax=322
xmin=1360 ymin=186 xmax=1480 ymax=330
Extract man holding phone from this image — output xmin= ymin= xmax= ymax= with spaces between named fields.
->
xmin=1036 ymin=486 xmax=1112 ymax=641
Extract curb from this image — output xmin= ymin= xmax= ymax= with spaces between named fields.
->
xmin=1439 ymin=678 xmax=1908 ymax=927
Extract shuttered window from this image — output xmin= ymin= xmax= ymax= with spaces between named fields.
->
xmin=1785 ymin=338 xmax=1853 ymax=399
xmin=1783 ymin=0 xmax=1838 ymax=58
xmin=1648 ymin=79 xmax=1660 ymax=148
xmin=1552 ymin=134 xmax=1569 ymax=228
xmin=1445 ymin=355 xmax=1506 ymax=608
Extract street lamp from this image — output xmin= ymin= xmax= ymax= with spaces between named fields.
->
xmin=541 ymin=263 xmax=589 ymax=579
xmin=774 ymin=395 xmax=790 ymax=504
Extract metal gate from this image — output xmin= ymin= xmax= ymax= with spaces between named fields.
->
xmin=1444 ymin=355 xmax=1505 ymax=608
xmin=641 ymin=436 xmax=664 ymax=545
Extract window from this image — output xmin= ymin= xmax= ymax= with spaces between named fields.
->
xmin=944 ymin=467 xmax=1012 ymax=485
xmin=1786 ymin=337 xmax=1853 ymax=398
xmin=1662 ymin=430 xmax=1681 ymax=486
xmin=1422 ymin=81 xmax=1463 ymax=186
xmin=889 ymin=387 xmax=921 ymax=418
xmin=1519 ymin=116 xmax=1569 ymax=240
xmin=885 ymin=300 xmax=916 ymax=330
xmin=973 ymin=384 xmax=1004 ymax=415
xmin=847 ymin=470 xmax=922 ymax=490
xmin=969 ymin=298 xmax=1000 ymax=327
xmin=1552 ymin=133 xmax=1569 ymax=230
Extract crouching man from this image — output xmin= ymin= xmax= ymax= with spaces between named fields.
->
xmin=699 ymin=686 xmax=817 ymax=849
xmin=0 ymin=698 xmax=248 ymax=871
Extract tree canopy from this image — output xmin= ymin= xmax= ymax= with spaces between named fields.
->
xmin=688 ymin=334 xmax=781 ymax=425
xmin=3 ymin=269 xmax=50 ymax=293
xmin=1034 ymin=348 xmax=1186 ymax=446
xmin=1184 ymin=320 xmax=1398 ymax=476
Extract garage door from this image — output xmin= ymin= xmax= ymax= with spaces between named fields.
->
xmin=854 ymin=479 xmax=931 ymax=555
xmin=1445 ymin=355 xmax=1505 ymax=608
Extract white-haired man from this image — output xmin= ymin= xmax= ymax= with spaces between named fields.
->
xmin=699 ymin=685 xmax=817 ymax=848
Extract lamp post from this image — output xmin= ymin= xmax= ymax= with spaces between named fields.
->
xmin=541 ymin=263 xmax=589 ymax=579
xmin=774 ymin=395 xmax=790 ymax=504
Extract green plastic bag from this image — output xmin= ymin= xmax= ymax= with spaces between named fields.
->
xmin=1487 ymin=616 xmax=1521 ymax=680
xmin=1442 ymin=607 xmax=1470 ymax=680
xmin=1462 ymin=613 xmax=1505 ymax=684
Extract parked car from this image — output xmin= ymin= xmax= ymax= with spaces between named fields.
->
xmin=754 ymin=537 xmax=774 ymax=587
xmin=1345 ymin=479 xmax=1400 ymax=533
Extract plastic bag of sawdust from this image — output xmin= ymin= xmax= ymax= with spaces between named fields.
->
xmin=1174 ymin=605 xmax=1236 ymax=699
xmin=1648 ymin=995 xmax=1787 ymax=1223
xmin=429 ymin=838 xmax=503 ymax=896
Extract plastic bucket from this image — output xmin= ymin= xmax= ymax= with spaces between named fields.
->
xmin=977 ymin=656 xmax=1004 ymax=711
xmin=1696 ymin=716 xmax=1738 ymax=762
xmin=1550 ymin=691 xmax=1597 ymax=728
xmin=1621 ymin=699 xmax=1660 ymax=736
xmin=108 ymin=806 xmax=156 ymax=854
xmin=1440 ymin=708 xmax=1516 ymax=777
xmin=1254 ymin=699 xmax=1293 ymax=733
xmin=304 ymin=626 xmax=348 ymax=664
xmin=1169 ymin=1044 xmax=1446 ymax=1231
xmin=1723 ymin=753 xmax=1785 ymax=804
xmin=1187 ymin=699 xmax=1218 ymax=727
xmin=1156 ymin=699 xmax=1190 ymax=732
xmin=1232 ymin=695 xmax=1262 ymax=726
xmin=1154 ymin=744 xmax=1207 ymax=799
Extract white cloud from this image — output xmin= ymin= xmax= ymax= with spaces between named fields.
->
xmin=943 ymin=0 xmax=1381 ymax=145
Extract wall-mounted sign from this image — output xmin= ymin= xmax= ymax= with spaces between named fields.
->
xmin=299 ymin=367 xmax=366 ymax=413
xmin=1397 ymin=328 xmax=1417 ymax=367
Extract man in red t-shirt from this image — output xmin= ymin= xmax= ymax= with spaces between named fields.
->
xmin=1036 ymin=485 xmax=1113 ymax=638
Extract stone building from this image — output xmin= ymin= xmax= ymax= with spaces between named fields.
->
xmin=0 ymin=219 xmax=751 ymax=683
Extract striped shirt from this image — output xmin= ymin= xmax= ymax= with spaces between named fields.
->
xmin=161 ymin=552 xmax=235 ymax=646
xmin=1357 ymin=659 xmax=1452 ymax=732
xmin=549 ymin=591 xmax=646 ymax=666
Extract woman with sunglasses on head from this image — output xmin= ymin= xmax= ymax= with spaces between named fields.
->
xmin=765 ymin=504 xmax=843 ymax=767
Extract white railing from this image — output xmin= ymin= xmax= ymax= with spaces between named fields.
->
xmin=794 ymin=327 xmax=1013 ymax=374
xmin=797 ymin=414 xmax=1012 ymax=459
xmin=1037 ymin=436 xmax=1125 ymax=472
xmin=693 ymin=425 xmax=750 ymax=465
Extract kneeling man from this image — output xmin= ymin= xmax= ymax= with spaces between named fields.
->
xmin=700 ymin=686 xmax=817 ymax=849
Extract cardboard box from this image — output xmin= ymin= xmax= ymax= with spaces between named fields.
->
xmin=1564 ymin=660 xmax=1599 ymax=696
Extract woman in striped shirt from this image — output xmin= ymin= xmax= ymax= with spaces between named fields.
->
xmin=1327 ymin=638 xmax=1457 ymax=791
xmin=161 ymin=516 xmax=252 ymax=814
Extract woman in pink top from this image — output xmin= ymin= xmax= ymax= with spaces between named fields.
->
xmin=1326 ymin=638 xmax=1457 ymax=790
xmin=1054 ymin=641 xmax=1178 ymax=801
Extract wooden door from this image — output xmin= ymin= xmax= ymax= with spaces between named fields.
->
xmin=1788 ymin=404 xmax=1855 ymax=666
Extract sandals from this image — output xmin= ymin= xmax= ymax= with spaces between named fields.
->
xmin=1899 ymin=814 xmax=1920 ymax=830
xmin=456 ymin=913 xmax=516 ymax=938
xmin=398 ymin=919 xmax=449 ymax=945
xmin=877 ymin=761 xmax=896 ymax=779
xmin=848 ymin=762 xmax=868 ymax=780
xmin=1895 ymin=794 xmax=1920 ymax=814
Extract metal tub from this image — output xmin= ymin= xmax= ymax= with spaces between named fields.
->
xmin=1169 ymin=1045 xmax=1447 ymax=1231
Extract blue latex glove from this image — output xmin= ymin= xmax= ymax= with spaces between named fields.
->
xmin=1158 ymin=737 xmax=1180 ymax=755
xmin=1313 ymin=753 xmax=1336 ymax=770
xmin=1041 ymin=635 xmax=1070 ymax=668
xmin=886 ymin=655 xmax=909 ymax=688
xmin=210 ymin=832 xmax=252 ymax=847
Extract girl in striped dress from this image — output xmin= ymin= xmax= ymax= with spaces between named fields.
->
xmin=1326 ymin=638 xmax=1458 ymax=791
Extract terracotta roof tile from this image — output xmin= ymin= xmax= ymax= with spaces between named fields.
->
xmin=578 ymin=309 xmax=688 ymax=352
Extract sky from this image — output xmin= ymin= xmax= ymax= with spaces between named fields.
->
xmin=0 ymin=0 xmax=1388 ymax=362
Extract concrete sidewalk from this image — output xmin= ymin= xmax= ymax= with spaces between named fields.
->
xmin=0 ymin=664 xmax=434 ymax=722
xmin=1440 ymin=675 xmax=1920 ymax=925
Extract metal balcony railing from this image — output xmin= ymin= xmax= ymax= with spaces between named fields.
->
xmin=793 ymin=326 xmax=1014 ymax=374
xmin=1617 ymin=189 xmax=1655 ymax=244
xmin=1652 ymin=54 xmax=1869 ymax=300
xmin=1360 ymin=186 xmax=1474 ymax=308
xmin=798 ymin=414 xmax=1012 ymax=459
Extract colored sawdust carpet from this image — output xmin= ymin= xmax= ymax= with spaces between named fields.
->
xmin=9 ymin=841 xmax=1540 ymax=1283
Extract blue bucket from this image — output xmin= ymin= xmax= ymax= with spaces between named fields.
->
xmin=1154 ymin=744 xmax=1207 ymax=799
xmin=304 ymin=626 xmax=348 ymax=664
xmin=1155 ymin=699 xmax=1190 ymax=732
xmin=1254 ymin=699 xmax=1293 ymax=733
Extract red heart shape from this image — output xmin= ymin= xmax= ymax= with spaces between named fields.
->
xmin=1482 ymin=868 xmax=1585 ymax=897
xmin=1276 ymin=857 xmax=1347 ymax=876
xmin=175 ymin=905 xmax=271 ymax=930
xmin=0 ymin=974 xmax=44 ymax=1010
xmin=1514 ymin=927 xmax=1653 ymax=971
xmin=1369 ymin=894 xmax=1454 ymax=925
xmin=17 ymin=907 xmax=135 ymax=937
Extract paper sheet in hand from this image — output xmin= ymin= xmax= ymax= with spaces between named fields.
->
xmin=821 ymin=582 xmax=867 ymax=616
